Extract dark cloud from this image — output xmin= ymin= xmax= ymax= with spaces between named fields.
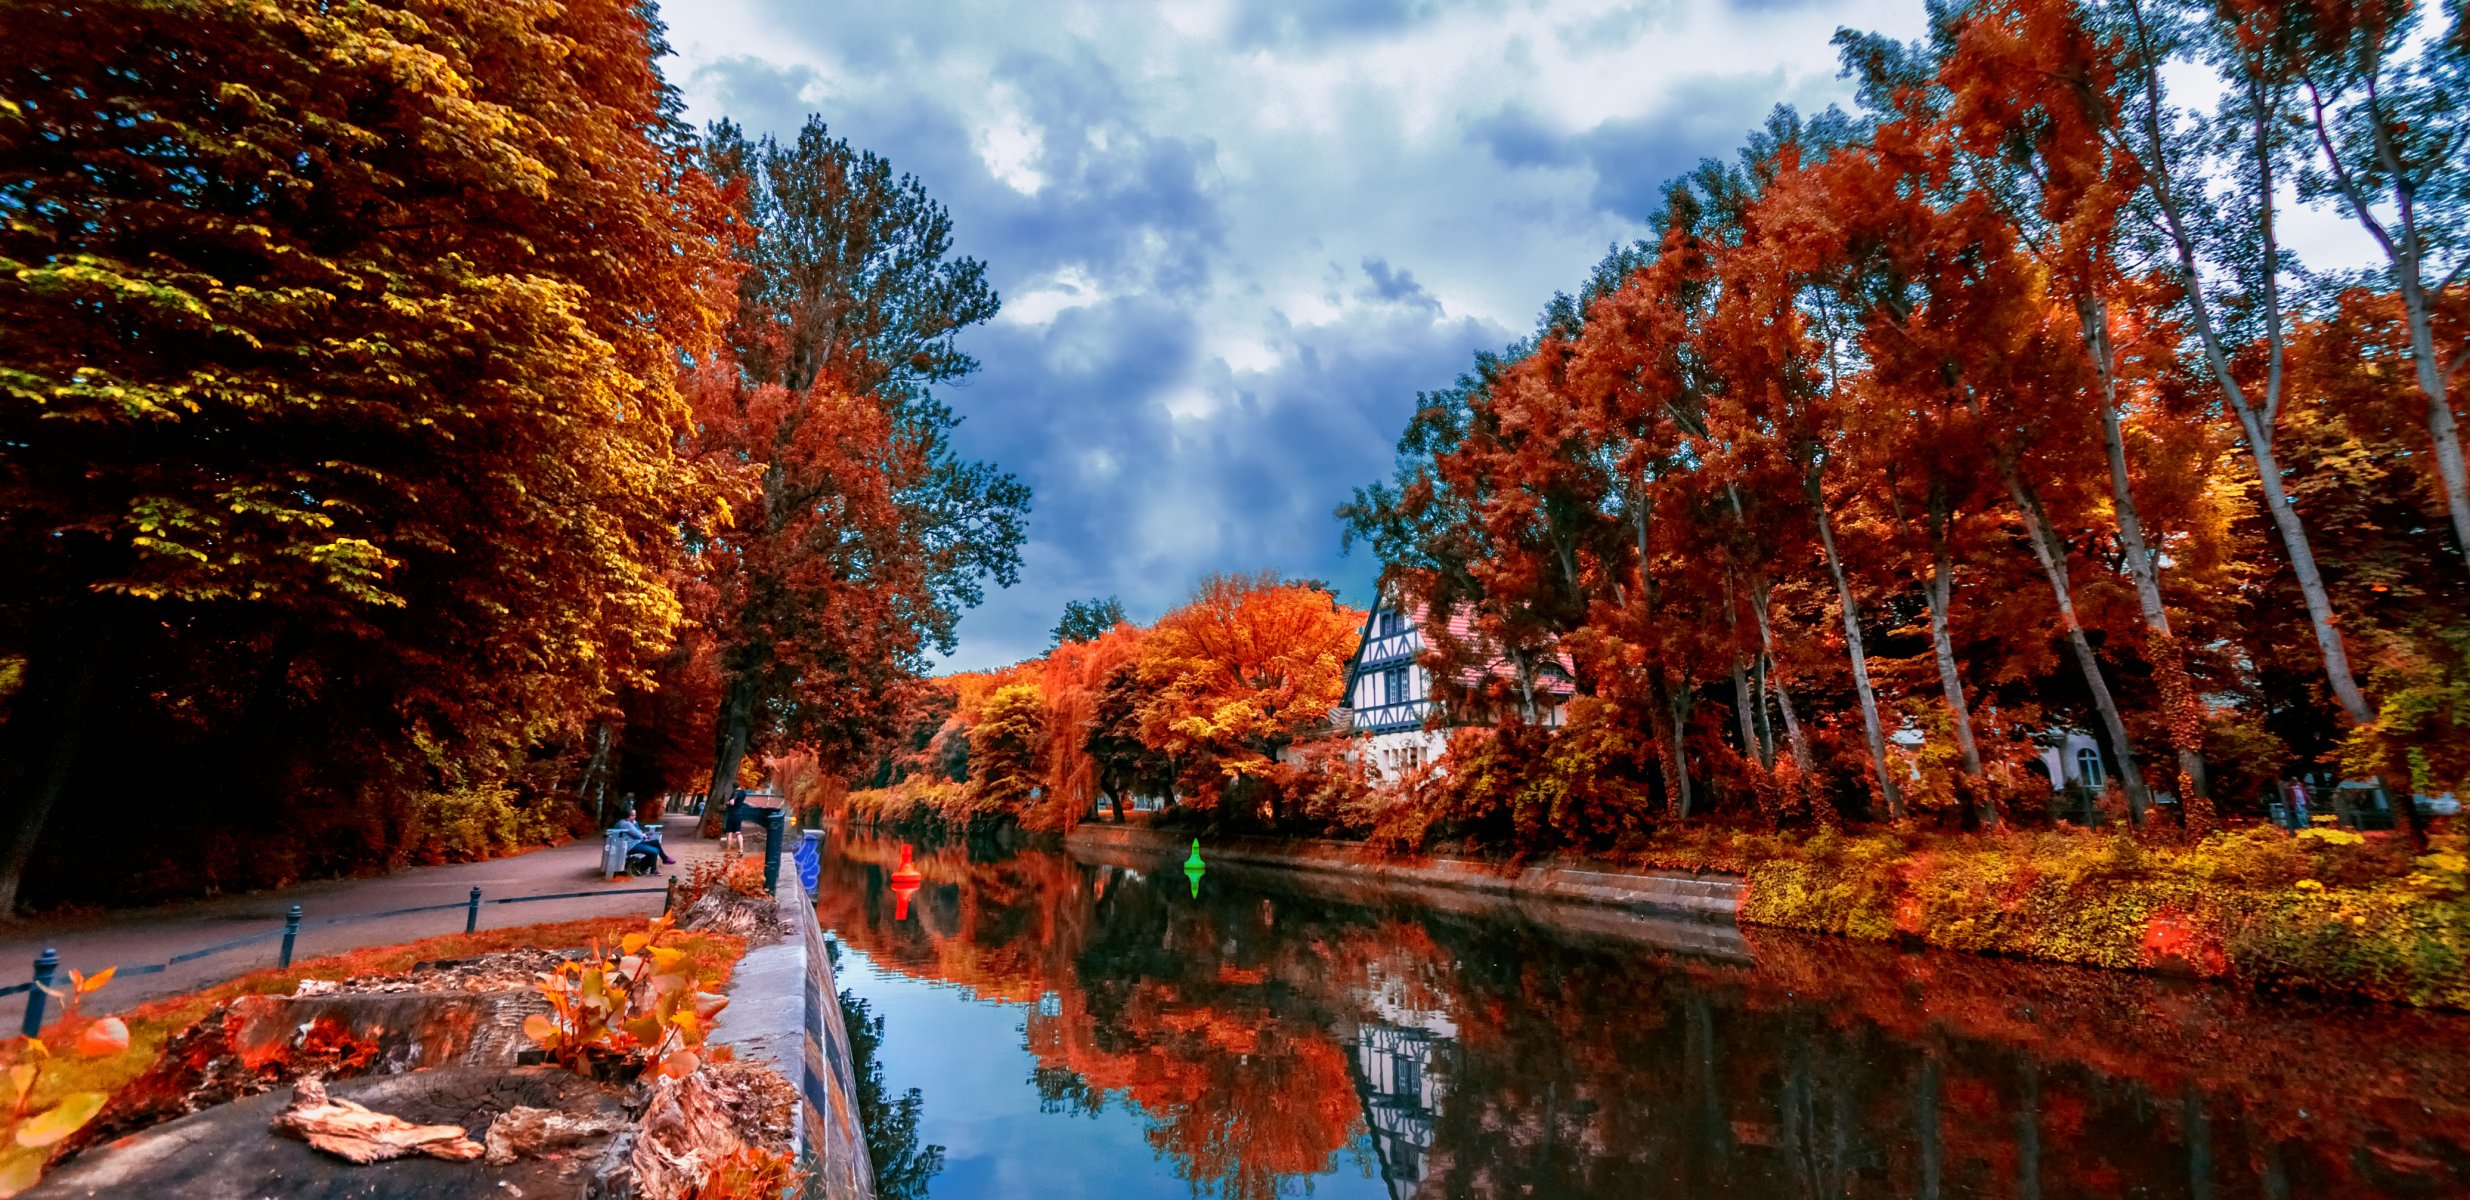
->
xmin=1465 ymin=104 xmax=1579 ymax=169
xmin=1225 ymin=0 xmax=1472 ymax=48
xmin=1466 ymin=74 xmax=1794 ymax=221
xmin=1358 ymin=257 xmax=1444 ymax=315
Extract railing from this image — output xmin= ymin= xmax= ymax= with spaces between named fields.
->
xmin=5 ymin=881 xmax=672 ymax=1037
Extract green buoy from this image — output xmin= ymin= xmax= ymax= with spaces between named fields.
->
xmin=1183 ymin=839 xmax=1205 ymax=897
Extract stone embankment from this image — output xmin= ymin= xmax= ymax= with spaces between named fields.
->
xmin=709 ymin=868 xmax=873 ymax=1200
xmin=1065 ymin=823 xmax=1750 ymax=961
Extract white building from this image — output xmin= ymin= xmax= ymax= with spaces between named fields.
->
xmin=1334 ymin=595 xmax=1573 ymax=782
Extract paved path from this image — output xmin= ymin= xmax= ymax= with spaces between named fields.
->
xmin=0 ymin=815 xmax=743 ymax=1019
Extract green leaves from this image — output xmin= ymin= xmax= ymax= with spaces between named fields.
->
xmin=11 ymin=1093 xmax=104 ymax=1149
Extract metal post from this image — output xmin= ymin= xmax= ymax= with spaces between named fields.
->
xmin=796 ymin=829 xmax=822 ymax=893
xmin=22 ymin=948 xmax=58 ymax=1037
xmin=466 ymin=886 xmax=483 ymax=934
xmin=762 ymin=808 xmax=785 ymax=895
xmin=279 ymin=904 xmax=302 ymax=969
xmin=662 ymin=876 xmax=676 ymax=916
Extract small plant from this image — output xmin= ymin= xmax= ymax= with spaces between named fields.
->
xmin=673 ymin=853 xmax=770 ymax=911
xmin=1 ymin=967 xmax=132 ymax=1197
xmin=523 ymin=916 xmax=728 ymax=1081
xmin=690 ymin=1145 xmax=796 ymax=1200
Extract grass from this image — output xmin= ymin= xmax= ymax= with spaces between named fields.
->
xmin=4 ymin=914 xmax=747 ymax=1189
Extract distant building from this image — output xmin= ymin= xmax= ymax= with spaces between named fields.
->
xmin=1327 ymin=590 xmax=1574 ymax=782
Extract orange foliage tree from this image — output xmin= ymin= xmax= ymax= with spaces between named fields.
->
xmin=1136 ymin=574 xmax=1363 ymax=822
xmin=684 ymin=119 xmax=1028 ymax=830
xmin=0 ymin=0 xmax=734 ymax=909
xmin=1342 ymin=0 xmax=2469 ymax=837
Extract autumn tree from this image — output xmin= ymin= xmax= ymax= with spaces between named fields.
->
xmin=691 ymin=118 xmax=1029 ymax=829
xmin=1137 ymin=573 xmax=1363 ymax=822
xmin=0 ymin=0 xmax=733 ymax=910
xmin=1087 ymin=663 xmax=1174 ymax=820
xmin=969 ymin=683 xmax=1047 ymax=813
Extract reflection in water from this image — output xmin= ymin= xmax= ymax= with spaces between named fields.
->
xmin=816 ymin=829 xmax=2470 ymax=1199
xmin=830 ymin=938 xmax=947 ymax=1200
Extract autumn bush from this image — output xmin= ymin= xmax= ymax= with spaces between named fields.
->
xmin=1722 ymin=825 xmax=2470 ymax=1008
xmin=842 ymin=780 xmax=1010 ymax=837
xmin=400 ymin=786 xmax=580 ymax=867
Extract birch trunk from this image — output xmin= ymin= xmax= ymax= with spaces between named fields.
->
xmin=2002 ymin=461 xmax=2153 ymax=823
xmin=2077 ymin=292 xmax=2213 ymax=828
xmin=2121 ymin=10 xmax=2377 ymax=727
xmin=1924 ymin=516 xmax=1995 ymax=828
xmin=1812 ymin=469 xmax=1905 ymax=819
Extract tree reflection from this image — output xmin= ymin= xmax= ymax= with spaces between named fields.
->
xmin=831 ymin=954 xmax=946 ymax=1200
xmin=816 ymin=830 xmax=2470 ymax=1199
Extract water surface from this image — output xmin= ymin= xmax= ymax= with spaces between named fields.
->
xmin=817 ymin=828 xmax=2470 ymax=1199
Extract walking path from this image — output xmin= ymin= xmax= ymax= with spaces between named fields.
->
xmin=0 ymin=815 xmax=723 ymax=1016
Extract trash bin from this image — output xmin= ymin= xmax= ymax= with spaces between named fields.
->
xmin=601 ymin=827 xmax=630 ymax=879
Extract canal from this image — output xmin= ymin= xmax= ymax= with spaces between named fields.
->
xmin=814 ymin=828 xmax=2470 ymax=1199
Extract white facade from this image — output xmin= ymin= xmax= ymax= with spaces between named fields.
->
xmin=2035 ymin=731 xmax=2112 ymax=790
xmin=1332 ymin=598 xmax=1569 ymax=782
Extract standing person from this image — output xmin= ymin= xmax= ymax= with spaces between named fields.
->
xmin=722 ymin=787 xmax=749 ymax=856
xmin=2289 ymin=778 xmax=2313 ymax=830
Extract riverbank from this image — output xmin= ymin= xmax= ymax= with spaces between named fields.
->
xmin=1064 ymin=820 xmax=2470 ymax=1009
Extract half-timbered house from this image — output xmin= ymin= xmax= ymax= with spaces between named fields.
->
xmin=1333 ymin=591 xmax=1574 ymax=781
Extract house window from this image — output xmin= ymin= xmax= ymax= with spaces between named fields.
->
xmin=1395 ymin=1052 xmax=1423 ymax=1097
xmin=1384 ymin=666 xmax=1409 ymax=707
xmin=2074 ymin=747 xmax=2105 ymax=787
xmin=1377 ymin=608 xmax=1404 ymax=637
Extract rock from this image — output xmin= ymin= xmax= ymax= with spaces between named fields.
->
xmin=26 ymin=1067 xmax=629 ymax=1200
xmin=273 ymin=1077 xmax=485 ymax=1165
xmin=483 ymin=1106 xmax=630 ymax=1167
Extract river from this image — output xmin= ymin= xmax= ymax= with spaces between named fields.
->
xmin=813 ymin=827 xmax=2470 ymax=1199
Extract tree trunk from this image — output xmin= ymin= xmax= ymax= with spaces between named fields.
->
xmin=579 ymin=721 xmax=614 ymax=829
xmin=2002 ymin=461 xmax=2153 ymax=823
xmin=1812 ymin=472 xmax=1904 ymax=819
xmin=701 ymin=677 xmax=758 ymax=837
xmin=1731 ymin=659 xmax=1765 ymax=764
xmin=0 ymin=639 xmax=101 ymax=916
xmin=2128 ymin=46 xmax=2378 ymax=728
xmin=1925 ymin=520 xmax=1994 ymax=829
xmin=2078 ymin=293 xmax=2213 ymax=830
xmin=2235 ymin=411 xmax=2376 ymax=726
xmin=1748 ymin=588 xmax=1816 ymax=777
xmin=1667 ymin=681 xmax=1695 ymax=821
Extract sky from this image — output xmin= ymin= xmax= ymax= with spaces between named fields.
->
xmin=658 ymin=0 xmax=2365 ymax=673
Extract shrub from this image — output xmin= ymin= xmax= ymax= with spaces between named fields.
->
xmin=402 ymin=785 xmax=573 ymax=865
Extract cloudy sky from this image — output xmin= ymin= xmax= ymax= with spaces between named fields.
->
xmin=658 ymin=0 xmax=1940 ymax=670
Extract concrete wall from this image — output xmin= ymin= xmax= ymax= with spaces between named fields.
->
xmin=709 ymin=872 xmax=874 ymax=1200
xmin=1066 ymin=824 xmax=1744 ymax=920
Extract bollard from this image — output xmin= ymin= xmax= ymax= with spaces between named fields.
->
xmin=22 ymin=947 xmax=58 ymax=1036
xmin=466 ymin=886 xmax=483 ymax=935
xmin=279 ymin=904 xmax=302 ymax=969
xmin=762 ymin=808 xmax=785 ymax=895
xmin=663 ymin=876 xmax=676 ymax=916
